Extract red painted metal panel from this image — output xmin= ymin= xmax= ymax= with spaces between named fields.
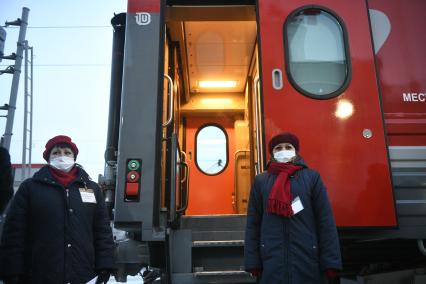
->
xmin=185 ymin=116 xmax=235 ymax=215
xmin=258 ymin=0 xmax=396 ymax=226
xmin=368 ymin=0 xmax=426 ymax=146
xmin=127 ymin=0 xmax=160 ymax=13
xmin=12 ymin=164 xmax=44 ymax=168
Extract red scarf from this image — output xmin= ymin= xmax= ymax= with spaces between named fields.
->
xmin=267 ymin=162 xmax=302 ymax=217
xmin=48 ymin=166 xmax=78 ymax=187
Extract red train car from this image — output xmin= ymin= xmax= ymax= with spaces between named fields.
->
xmin=103 ymin=0 xmax=426 ymax=282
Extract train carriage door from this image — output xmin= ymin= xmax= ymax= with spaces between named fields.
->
xmin=257 ymin=0 xmax=397 ymax=227
xmin=185 ymin=117 xmax=236 ymax=215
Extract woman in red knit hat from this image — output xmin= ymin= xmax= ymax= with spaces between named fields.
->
xmin=244 ymin=132 xmax=342 ymax=284
xmin=0 ymin=135 xmax=115 ymax=284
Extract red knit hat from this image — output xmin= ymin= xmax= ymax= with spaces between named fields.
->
xmin=268 ymin=132 xmax=300 ymax=154
xmin=43 ymin=135 xmax=79 ymax=161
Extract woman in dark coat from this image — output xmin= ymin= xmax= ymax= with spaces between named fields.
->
xmin=244 ymin=132 xmax=342 ymax=284
xmin=0 ymin=135 xmax=115 ymax=284
xmin=0 ymin=146 xmax=14 ymax=214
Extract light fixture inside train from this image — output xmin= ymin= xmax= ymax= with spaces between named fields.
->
xmin=198 ymin=80 xmax=237 ymax=88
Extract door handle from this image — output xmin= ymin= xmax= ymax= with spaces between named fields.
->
xmin=162 ymin=74 xmax=174 ymax=127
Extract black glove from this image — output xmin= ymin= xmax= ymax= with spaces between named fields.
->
xmin=142 ymin=268 xmax=161 ymax=284
xmin=3 ymin=275 xmax=21 ymax=284
xmin=95 ymin=270 xmax=111 ymax=284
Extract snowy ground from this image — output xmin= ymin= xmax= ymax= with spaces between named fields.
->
xmin=107 ymin=275 xmax=145 ymax=283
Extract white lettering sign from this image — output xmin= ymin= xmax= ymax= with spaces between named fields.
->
xmin=135 ymin=12 xmax=151 ymax=25
xmin=402 ymin=93 xmax=425 ymax=102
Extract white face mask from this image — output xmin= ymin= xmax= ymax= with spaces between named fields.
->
xmin=49 ymin=156 xmax=75 ymax=172
xmin=273 ymin=150 xmax=296 ymax=163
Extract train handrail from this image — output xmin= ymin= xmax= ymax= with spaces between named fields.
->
xmin=254 ymin=77 xmax=262 ymax=175
xmin=233 ymin=150 xmax=250 ymax=213
xmin=162 ymin=74 xmax=174 ymax=127
xmin=169 ymin=133 xmax=178 ymax=223
xmin=170 ymin=138 xmax=189 ymax=216
xmin=177 ymin=157 xmax=189 ymax=214
xmin=180 ymin=151 xmax=188 ymax=183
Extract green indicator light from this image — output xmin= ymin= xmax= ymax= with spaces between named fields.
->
xmin=128 ymin=160 xmax=140 ymax=170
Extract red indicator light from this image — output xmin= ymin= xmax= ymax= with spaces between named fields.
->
xmin=125 ymin=182 xmax=139 ymax=197
xmin=127 ymin=171 xmax=140 ymax=182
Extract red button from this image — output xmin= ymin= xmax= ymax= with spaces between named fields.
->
xmin=125 ymin=182 xmax=139 ymax=197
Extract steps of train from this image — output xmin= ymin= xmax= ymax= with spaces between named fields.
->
xmin=171 ymin=215 xmax=255 ymax=284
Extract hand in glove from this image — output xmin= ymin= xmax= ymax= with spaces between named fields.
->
xmin=247 ymin=268 xmax=262 ymax=278
xmin=325 ymin=268 xmax=339 ymax=284
xmin=142 ymin=268 xmax=161 ymax=284
xmin=95 ymin=270 xmax=111 ymax=284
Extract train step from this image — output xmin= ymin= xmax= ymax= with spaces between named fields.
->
xmin=192 ymin=240 xmax=244 ymax=247
xmin=180 ymin=215 xmax=247 ymax=242
xmin=181 ymin=215 xmax=246 ymax=231
xmin=171 ymin=216 xmax=248 ymax=280
xmin=172 ymin=270 xmax=256 ymax=284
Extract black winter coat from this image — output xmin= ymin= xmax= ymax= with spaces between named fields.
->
xmin=0 ymin=146 xmax=13 ymax=213
xmin=244 ymin=160 xmax=342 ymax=284
xmin=0 ymin=166 xmax=115 ymax=284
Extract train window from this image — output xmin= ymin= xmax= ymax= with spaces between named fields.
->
xmin=195 ymin=125 xmax=228 ymax=175
xmin=284 ymin=7 xmax=351 ymax=99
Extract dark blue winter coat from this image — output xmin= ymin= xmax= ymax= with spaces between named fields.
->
xmin=0 ymin=166 xmax=115 ymax=284
xmin=244 ymin=160 xmax=342 ymax=284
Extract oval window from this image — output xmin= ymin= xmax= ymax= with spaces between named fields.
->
xmin=284 ymin=7 xmax=350 ymax=98
xmin=196 ymin=125 xmax=228 ymax=175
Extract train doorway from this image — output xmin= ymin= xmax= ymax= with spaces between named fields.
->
xmin=163 ymin=5 xmax=260 ymax=216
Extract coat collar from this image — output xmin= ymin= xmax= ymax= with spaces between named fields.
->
xmin=32 ymin=165 xmax=91 ymax=186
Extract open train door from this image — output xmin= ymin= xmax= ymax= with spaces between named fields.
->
xmin=257 ymin=0 xmax=396 ymax=227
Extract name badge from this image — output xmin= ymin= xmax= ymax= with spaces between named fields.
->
xmin=79 ymin=187 xmax=97 ymax=203
xmin=292 ymin=196 xmax=304 ymax=215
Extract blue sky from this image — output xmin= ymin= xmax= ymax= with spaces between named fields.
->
xmin=1 ymin=0 xmax=127 ymax=179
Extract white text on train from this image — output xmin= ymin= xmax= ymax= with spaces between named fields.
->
xmin=403 ymin=93 xmax=425 ymax=102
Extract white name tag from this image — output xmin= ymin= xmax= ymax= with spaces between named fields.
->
xmin=79 ymin=188 xmax=97 ymax=203
xmin=292 ymin=196 xmax=304 ymax=215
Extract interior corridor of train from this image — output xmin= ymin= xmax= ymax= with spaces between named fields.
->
xmin=161 ymin=6 xmax=261 ymax=216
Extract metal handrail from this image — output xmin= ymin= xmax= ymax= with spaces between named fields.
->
xmin=169 ymin=134 xmax=178 ymax=223
xmin=233 ymin=150 xmax=250 ymax=213
xmin=254 ymin=77 xmax=262 ymax=174
xmin=162 ymin=74 xmax=174 ymax=127
xmin=180 ymin=151 xmax=188 ymax=183
xmin=177 ymin=160 xmax=189 ymax=213
xmin=170 ymin=140 xmax=189 ymax=215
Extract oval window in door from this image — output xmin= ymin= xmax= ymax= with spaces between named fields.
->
xmin=195 ymin=124 xmax=228 ymax=175
xmin=284 ymin=6 xmax=351 ymax=99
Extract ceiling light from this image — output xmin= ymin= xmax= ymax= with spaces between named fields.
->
xmin=198 ymin=81 xmax=237 ymax=88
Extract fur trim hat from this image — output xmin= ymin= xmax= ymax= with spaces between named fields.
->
xmin=268 ymin=132 xmax=300 ymax=154
xmin=43 ymin=135 xmax=79 ymax=161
